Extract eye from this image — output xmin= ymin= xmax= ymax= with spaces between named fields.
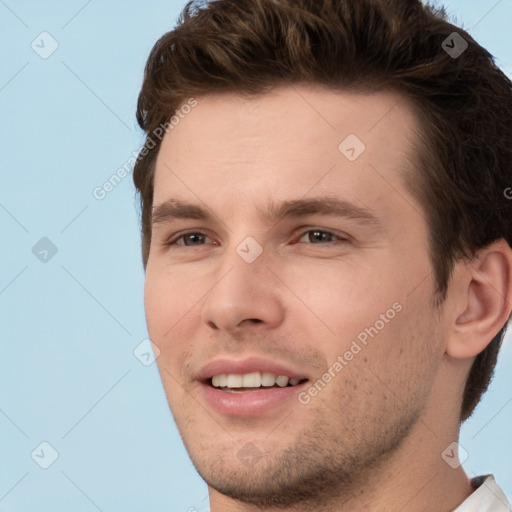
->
xmin=296 ymin=229 xmax=348 ymax=245
xmin=165 ymin=228 xmax=349 ymax=248
xmin=167 ymin=231 xmax=214 ymax=247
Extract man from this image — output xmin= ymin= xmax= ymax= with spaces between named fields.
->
xmin=132 ymin=0 xmax=512 ymax=510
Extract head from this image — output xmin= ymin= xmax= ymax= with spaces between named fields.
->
xmin=133 ymin=0 xmax=512 ymax=507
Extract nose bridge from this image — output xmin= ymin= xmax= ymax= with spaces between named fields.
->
xmin=199 ymin=235 xmax=285 ymax=331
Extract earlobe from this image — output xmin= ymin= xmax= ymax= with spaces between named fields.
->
xmin=447 ymin=240 xmax=512 ymax=359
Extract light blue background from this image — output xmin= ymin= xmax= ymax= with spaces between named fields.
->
xmin=0 ymin=1 xmax=511 ymax=511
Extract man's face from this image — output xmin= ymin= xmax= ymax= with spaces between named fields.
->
xmin=144 ymin=84 xmax=446 ymax=507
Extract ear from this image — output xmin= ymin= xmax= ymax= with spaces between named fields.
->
xmin=446 ymin=239 xmax=512 ymax=359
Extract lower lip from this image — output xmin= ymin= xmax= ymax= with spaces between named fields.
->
xmin=199 ymin=381 xmax=308 ymax=417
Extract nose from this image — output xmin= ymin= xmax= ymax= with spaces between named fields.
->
xmin=200 ymin=250 xmax=285 ymax=335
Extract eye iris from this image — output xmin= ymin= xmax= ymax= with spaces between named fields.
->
xmin=183 ymin=233 xmax=205 ymax=246
xmin=309 ymin=230 xmax=333 ymax=243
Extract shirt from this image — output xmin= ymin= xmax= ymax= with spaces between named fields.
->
xmin=454 ymin=475 xmax=511 ymax=511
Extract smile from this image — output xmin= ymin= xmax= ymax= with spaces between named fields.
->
xmin=210 ymin=371 xmax=306 ymax=391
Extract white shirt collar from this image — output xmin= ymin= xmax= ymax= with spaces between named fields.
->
xmin=453 ymin=475 xmax=512 ymax=511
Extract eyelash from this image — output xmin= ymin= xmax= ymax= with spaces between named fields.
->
xmin=165 ymin=229 xmax=349 ymax=248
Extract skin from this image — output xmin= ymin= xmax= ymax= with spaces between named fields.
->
xmin=144 ymin=83 xmax=512 ymax=512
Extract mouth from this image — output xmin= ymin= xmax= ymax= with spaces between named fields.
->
xmin=207 ymin=371 xmax=308 ymax=393
xmin=197 ymin=359 xmax=311 ymax=416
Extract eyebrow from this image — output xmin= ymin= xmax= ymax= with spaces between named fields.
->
xmin=151 ymin=196 xmax=382 ymax=229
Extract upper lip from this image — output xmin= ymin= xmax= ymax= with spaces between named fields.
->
xmin=196 ymin=356 xmax=310 ymax=382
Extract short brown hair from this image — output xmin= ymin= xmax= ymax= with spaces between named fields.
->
xmin=133 ymin=0 xmax=512 ymax=421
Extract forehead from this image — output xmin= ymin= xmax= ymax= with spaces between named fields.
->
xmin=153 ymin=84 xmax=420 ymax=216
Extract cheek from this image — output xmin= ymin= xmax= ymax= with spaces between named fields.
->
xmin=285 ymin=254 xmax=435 ymax=371
xmin=144 ymin=261 xmax=197 ymax=336
xmin=144 ymin=274 xmax=168 ymax=339
xmin=144 ymin=266 xmax=197 ymax=378
xmin=282 ymin=258 xmax=406 ymax=337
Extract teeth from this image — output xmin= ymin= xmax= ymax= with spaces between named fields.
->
xmin=242 ymin=372 xmax=261 ymax=387
xmin=275 ymin=375 xmax=289 ymax=387
xmin=210 ymin=372 xmax=303 ymax=389
xmin=261 ymin=372 xmax=276 ymax=387
xmin=227 ymin=374 xmax=243 ymax=388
